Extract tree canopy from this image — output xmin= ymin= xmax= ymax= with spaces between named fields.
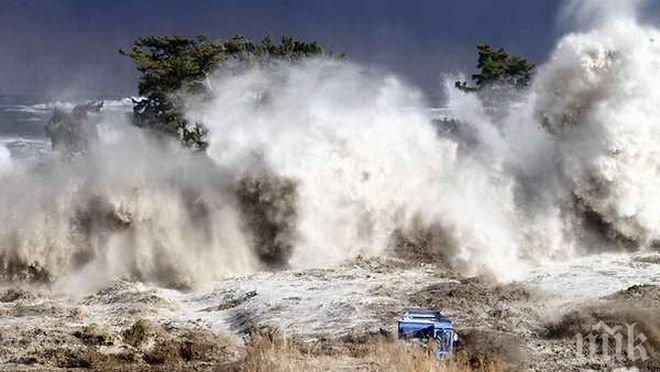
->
xmin=455 ymin=44 xmax=535 ymax=92
xmin=121 ymin=35 xmax=332 ymax=150
xmin=45 ymin=101 xmax=103 ymax=157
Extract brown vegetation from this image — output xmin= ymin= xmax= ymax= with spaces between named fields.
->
xmin=238 ymin=327 xmax=504 ymax=372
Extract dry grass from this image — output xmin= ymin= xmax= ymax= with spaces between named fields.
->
xmin=239 ymin=328 xmax=504 ymax=372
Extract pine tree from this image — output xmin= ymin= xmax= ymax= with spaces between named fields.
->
xmin=121 ymin=35 xmax=333 ymax=150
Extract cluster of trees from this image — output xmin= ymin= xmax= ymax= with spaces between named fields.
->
xmin=120 ymin=35 xmax=333 ymax=150
xmin=117 ymin=36 xmax=534 ymax=151
xmin=44 ymin=35 xmax=534 ymax=156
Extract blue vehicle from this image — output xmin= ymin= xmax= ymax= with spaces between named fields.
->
xmin=397 ymin=309 xmax=458 ymax=359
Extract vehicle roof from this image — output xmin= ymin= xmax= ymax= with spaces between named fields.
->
xmin=399 ymin=309 xmax=454 ymax=329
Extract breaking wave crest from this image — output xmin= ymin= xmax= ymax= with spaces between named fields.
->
xmin=533 ymin=6 xmax=660 ymax=248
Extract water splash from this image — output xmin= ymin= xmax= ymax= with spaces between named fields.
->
xmin=0 ymin=0 xmax=658 ymax=290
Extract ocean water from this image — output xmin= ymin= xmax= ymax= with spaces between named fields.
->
xmin=0 ymin=95 xmax=50 ymax=160
xmin=0 ymin=95 xmax=50 ymax=137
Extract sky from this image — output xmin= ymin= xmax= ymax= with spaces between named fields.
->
xmin=0 ymin=0 xmax=658 ymax=101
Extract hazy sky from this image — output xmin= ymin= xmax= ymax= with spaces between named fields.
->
xmin=0 ymin=0 xmax=658 ymax=100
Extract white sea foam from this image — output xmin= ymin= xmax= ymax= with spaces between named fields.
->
xmin=0 ymin=143 xmax=11 ymax=172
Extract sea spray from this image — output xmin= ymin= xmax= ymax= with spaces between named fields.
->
xmin=191 ymin=60 xmax=528 ymax=278
xmin=0 ymin=60 xmax=531 ymax=288
xmin=0 ymin=0 xmax=658 ymax=290
xmin=0 ymin=143 xmax=11 ymax=172
xmin=441 ymin=0 xmax=660 ymax=258
xmin=0 ymin=124 xmax=256 ymax=290
xmin=533 ymin=0 xmax=660 ymax=248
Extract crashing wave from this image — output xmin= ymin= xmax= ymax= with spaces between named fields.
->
xmin=533 ymin=4 xmax=660 ymax=248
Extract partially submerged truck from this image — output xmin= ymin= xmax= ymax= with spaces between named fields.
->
xmin=397 ymin=309 xmax=458 ymax=359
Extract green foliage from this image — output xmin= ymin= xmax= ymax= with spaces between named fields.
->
xmin=455 ymin=44 xmax=535 ymax=92
xmin=45 ymin=101 xmax=103 ymax=157
xmin=121 ymin=35 xmax=332 ymax=150
xmin=223 ymin=34 xmax=330 ymax=62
